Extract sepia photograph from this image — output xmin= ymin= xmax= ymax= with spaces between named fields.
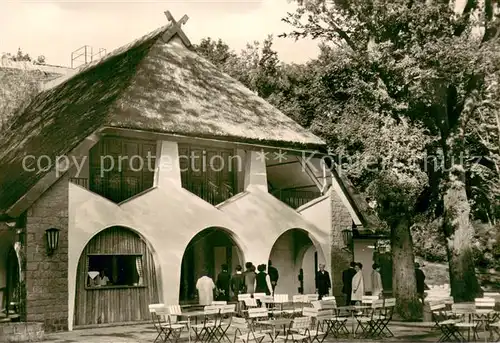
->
xmin=0 ymin=0 xmax=499 ymax=342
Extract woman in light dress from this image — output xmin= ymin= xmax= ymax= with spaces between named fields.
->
xmin=371 ymin=263 xmax=383 ymax=298
xmin=351 ymin=263 xmax=365 ymax=305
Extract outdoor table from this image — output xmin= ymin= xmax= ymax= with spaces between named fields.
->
xmin=337 ymin=305 xmax=371 ymax=338
xmin=179 ymin=310 xmax=215 ymax=343
xmin=448 ymin=307 xmax=493 ymax=342
xmin=258 ymin=318 xmax=293 ymax=342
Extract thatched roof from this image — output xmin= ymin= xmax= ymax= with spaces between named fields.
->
xmin=0 ymin=61 xmax=70 ymax=130
xmin=0 ymin=21 xmax=325 ymax=215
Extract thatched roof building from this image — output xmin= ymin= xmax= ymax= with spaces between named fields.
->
xmin=0 ymin=18 xmax=325 ymax=217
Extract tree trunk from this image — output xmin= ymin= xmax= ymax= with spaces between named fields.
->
xmin=443 ymin=164 xmax=481 ymax=302
xmin=391 ymin=217 xmax=422 ymax=320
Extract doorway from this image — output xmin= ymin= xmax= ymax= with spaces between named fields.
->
xmin=179 ymin=227 xmax=243 ymax=303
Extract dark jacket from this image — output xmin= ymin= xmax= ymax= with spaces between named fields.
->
xmin=342 ymin=268 xmax=356 ymax=294
xmin=216 ymin=271 xmax=231 ymax=299
xmin=315 ymin=270 xmax=331 ymax=295
xmin=255 ymin=272 xmax=270 ymax=295
xmin=268 ymin=266 xmax=279 ymax=283
xmin=231 ymin=272 xmax=245 ymax=296
xmin=415 ymin=268 xmax=426 ymax=294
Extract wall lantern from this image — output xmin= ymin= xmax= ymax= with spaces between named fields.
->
xmin=45 ymin=228 xmax=60 ymax=256
xmin=341 ymin=229 xmax=353 ymax=252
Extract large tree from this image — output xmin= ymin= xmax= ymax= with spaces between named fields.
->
xmin=282 ymin=0 xmax=500 ymax=302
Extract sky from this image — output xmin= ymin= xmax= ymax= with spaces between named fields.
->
xmin=0 ymin=0 xmax=321 ymax=68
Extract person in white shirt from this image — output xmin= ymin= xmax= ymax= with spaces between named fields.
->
xmin=97 ymin=270 xmax=110 ymax=286
xmin=196 ymin=270 xmax=216 ymax=305
xmin=351 ymin=263 xmax=365 ymax=305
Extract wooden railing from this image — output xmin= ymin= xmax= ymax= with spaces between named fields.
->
xmin=70 ymin=176 xmax=149 ymax=203
xmin=271 ymin=189 xmax=322 ymax=209
xmin=183 ymin=180 xmax=235 ymax=206
xmin=69 ymin=177 xmax=89 ymax=189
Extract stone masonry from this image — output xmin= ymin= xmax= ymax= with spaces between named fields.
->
xmin=25 ymin=175 xmax=69 ymax=332
xmin=330 ymin=188 xmax=354 ymax=304
xmin=0 ymin=322 xmax=44 ymax=342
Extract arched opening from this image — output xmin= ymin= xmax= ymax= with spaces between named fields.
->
xmin=268 ymin=229 xmax=326 ymax=296
xmin=179 ymin=227 xmax=243 ymax=304
xmin=74 ymin=226 xmax=159 ymax=326
xmin=0 ymin=246 xmax=19 ymax=319
xmin=0 ymin=229 xmax=18 ymax=320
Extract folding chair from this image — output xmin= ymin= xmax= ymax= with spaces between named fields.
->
xmin=304 ymin=294 xmax=319 ymax=304
xmin=430 ymin=300 xmax=460 ymax=342
xmin=275 ymin=316 xmax=311 ymax=343
xmin=355 ymin=299 xmax=384 ymax=338
xmin=191 ymin=305 xmax=220 ymax=343
xmin=166 ymin=304 xmax=189 ymax=328
xmin=365 ymin=297 xmax=394 ymax=338
xmin=271 ymin=294 xmax=289 ymax=317
xmin=316 ymin=299 xmax=349 ymax=337
xmin=150 ymin=304 xmax=168 ymax=343
xmin=156 ymin=307 xmax=186 ymax=343
xmin=238 ymin=294 xmax=252 ymax=316
xmin=452 ymin=303 xmax=479 ymax=342
xmin=232 ymin=316 xmax=266 ymax=343
xmin=474 ymin=297 xmax=497 ymax=332
xmin=253 ymin=293 xmax=266 ymax=306
xmin=361 ymin=295 xmax=379 ymax=305
xmin=247 ymin=307 xmax=270 ymax=330
xmin=260 ymin=296 xmax=275 ymax=310
xmin=214 ymin=304 xmax=236 ymax=343
xmin=376 ymin=297 xmax=395 ymax=337
xmin=212 ymin=301 xmax=228 ymax=306
xmin=301 ymin=307 xmax=326 ymax=343
xmin=489 ymin=320 xmax=500 ymax=341
xmin=286 ymin=295 xmax=306 ymax=317
xmin=243 ymin=298 xmax=259 ymax=317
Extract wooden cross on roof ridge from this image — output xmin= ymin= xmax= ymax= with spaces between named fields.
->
xmin=162 ymin=10 xmax=192 ymax=48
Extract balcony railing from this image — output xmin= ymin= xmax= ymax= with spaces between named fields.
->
xmin=183 ymin=181 xmax=235 ymax=206
xmin=70 ymin=176 xmax=148 ymax=203
xmin=271 ymin=189 xmax=322 ymax=209
xmin=69 ymin=177 xmax=88 ymax=189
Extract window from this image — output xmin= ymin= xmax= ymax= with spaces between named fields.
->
xmin=86 ymin=254 xmax=144 ymax=288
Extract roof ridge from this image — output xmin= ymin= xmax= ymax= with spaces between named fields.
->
xmin=42 ymin=24 xmax=171 ymax=92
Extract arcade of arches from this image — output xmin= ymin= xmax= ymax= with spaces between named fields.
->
xmin=178 ymin=227 xmax=325 ymax=303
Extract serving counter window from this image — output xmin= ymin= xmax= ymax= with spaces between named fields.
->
xmin=86 ymin=254 xmax=144 ymax=288
xmin=75 ymin=226 xmax=159 ymax=325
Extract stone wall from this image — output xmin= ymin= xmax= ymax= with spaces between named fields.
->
xmin=330 ymin=189 xmax=354 ymax=302
xmin=0 ymin=322 xmax=44 ymax=342
xmin=25 ymin=176 xmax=69 ymax=332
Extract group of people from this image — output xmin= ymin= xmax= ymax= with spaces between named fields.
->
xmin=342 ymin=262 xmax=380 ymax=305
xmin=195 ymin=261 xmax=279 ymax=305
xmin=196 ymin=259 xmax=427 ymax=307
xmin=341 ymin=261 xmax=427 ymax=305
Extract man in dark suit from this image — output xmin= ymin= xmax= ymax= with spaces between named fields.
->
xmin=231 ymin=265 xmax=245 ymax=299
xmin=216 ymin=264 xmax=231 ymax=301
xmin=268 ymin=260 xmax=279 ymax=292
xmin=415 ymin=262 xmax=426 ymax=303
xmin=342 ymin=262 xmax=357 ymax=305
xmin=315 ymin=264 xmax=331 ymax=300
